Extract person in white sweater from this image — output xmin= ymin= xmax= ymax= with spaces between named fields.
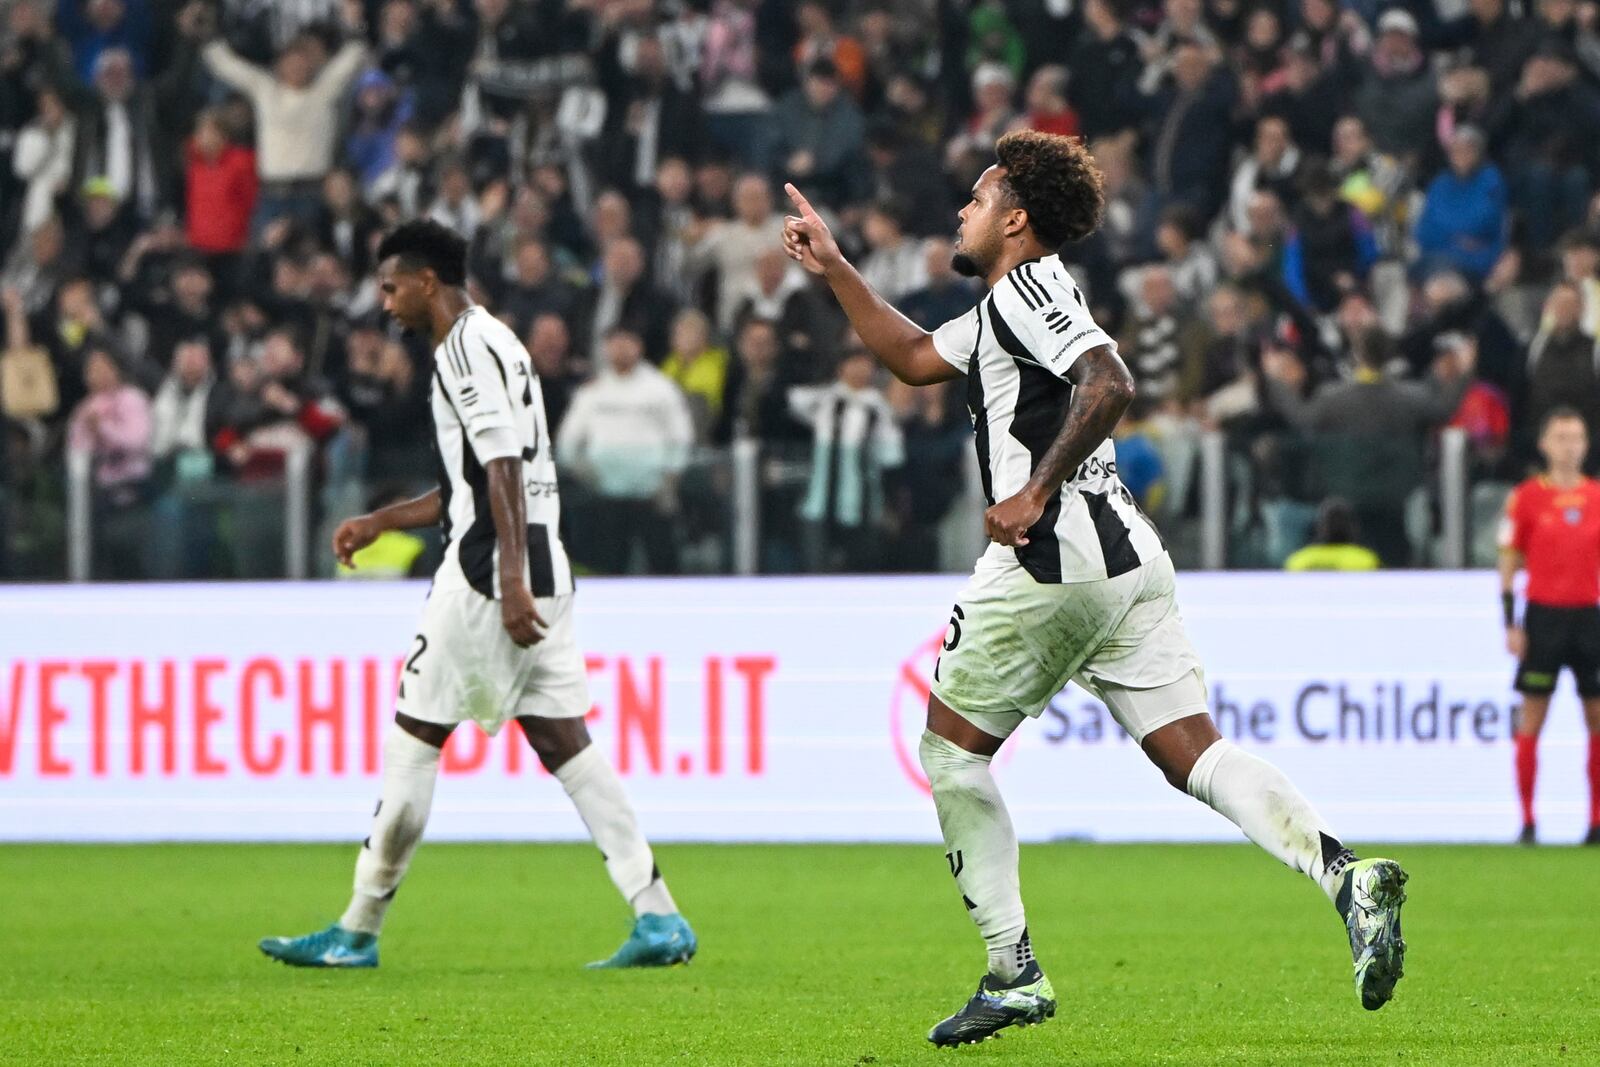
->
xmin=11 ymin=87 xmax=76 ymax=234
xmin=685 ymin=172 xmax=785 ymax=331
xmin=556 ymin=327 xmax=694 ymax=573
xmin=201 ymin=8 xmax=367 ymax=229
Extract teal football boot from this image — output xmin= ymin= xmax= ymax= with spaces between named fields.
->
xmin=587 ymin=913 xmax=697 ymax=969
xmin=258 ymin=924 xmax=378 ymax=968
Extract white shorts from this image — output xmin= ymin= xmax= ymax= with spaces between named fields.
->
xmin=929 ymin=553 xmax=1205 ymax=743
xmin=394 ymin=588 xmax=590 ymax=735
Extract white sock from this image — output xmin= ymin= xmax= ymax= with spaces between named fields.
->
xmin=555 ymin=744 xmax=677 ymax=917
xmin=919 ymin=730 xmax=1030 ymax=981
xmin=1186 ymin=739 xmax=1356 ymax=907
xmin=340 ymin=725 xmax=442 ymax=935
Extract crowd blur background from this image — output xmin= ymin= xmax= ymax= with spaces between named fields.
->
xmin=2 ymin=0 xmax=1597 ymax=581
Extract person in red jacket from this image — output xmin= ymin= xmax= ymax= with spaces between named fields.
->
xmin=184 ymin=110 xmax=258 ymax=279
xmin=1499 ymin=406 xmax=1600 ymax=846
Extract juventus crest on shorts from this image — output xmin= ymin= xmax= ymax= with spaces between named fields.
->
xmin=931 ymin=254 xmax=1165 ymax=584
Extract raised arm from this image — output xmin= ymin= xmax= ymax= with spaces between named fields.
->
xmin=781 ymin=183 xmax=958 ymax=387
xmin=202 ymin=39 xmax=273 ymax=99
xmin=983 ymin=345 xmax=1136 ymax=547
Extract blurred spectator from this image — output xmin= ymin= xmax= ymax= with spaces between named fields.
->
xmin=1558 ymin=229 xmax=1600 ymax=336
xmin=726 ymin=317 xmax=805 ymax=444
xmin=1015 ymin=65 xmax=1077 ymax=138
xmin=1153 ymin=204 xmax=1217 ymax=308
xmin=1112 ymin=400 xmax=1168 ymax=512
xmin=1146 ymin=38 xmax=1236 ymax=221
xmin=1523 ymin=282 xmax=1600 ymax=454
xmin=1329 ymin=115 xmax=1407 ymax=255
xmin=1414 ymin=126 xmax=1507 ymax=284
xmin=57 ymin=0 xmax=151 ymax=82
xmin=1488 ymin=41 xmax=1600 ymax=258
xmin=857 ymin=201 xmax=926 ymax=305
xmin=526 ymin=311 xmax=582 ymax=438
xmin=596 ymin=31 xmax=703 ymax=195
xmin=773 ymin=59 xmax=866 ymax=209
xmin=577 ymin=236 xmax=677 ymax=363
xmin=1125 ymin=266 xmax=1203 ymax=405
xmin=345 ymin=68 xmax=413 ymax=188
xmin=1263 ymin=325 xmax=1474 ymax=562
xmin=71 ymin=46 xmax=161 ymax=218
xmin=12 ymin=85 xmax=74 ymax=233
xmin=1283 ymin=164 xmax=1378 ymax=314
xmin=183 ymin=109 xmax=256 ymax=262
xmin=209 ymin=326 xmax=344 ymax=481
xmin=888 ymin=377 xmax=966 ymax=572
xmin=729 ymin=247 xmax=839 ymax=368
xmin=1283 ymin=498 xmax=1381 ymax=571
xmin=790 ymin=343 xmax=904 ymax=573
xmin=793 ymin=1 xmax=867 ymax=99
xmin=61 ymin=175 xmax=135 ymax=288
xmin=1353 ymin=10 xmax=1437 ymax=166
xmin=127 ymin=255 xmax=222 ymax=381
xmin=556 ymin=327 xmax=693 ymax=574
xmin=686 ymin=171 xmax=783 ymax=330
xmin=899 ymin=238 xmax=977 ymax=333
xmin=496 ymin=237 xmax=576 ymax=338
xmin=1228 ymin=115 xmax=1302 ymax=235
xmin=946 ymin=62 xmax=1015 ymax=183
xmin=201 ymin=5 xmax=367 ymax=230
xmin=1439 ymin=0 xmax=1542 ymax=95
xmin=336 ymin=321 xmax=423 ymax=480
xmin=864 ymin=122 xmax=949 ymax=238
xmin=1435 ymin=332 xmax=1511 ymax=477
xmin=1069 ymin=0 xmax=1143 ymax=140
xmin=700 ymin=0 xmax=773 ymax=170
xmin=661 ymin=308 xmax=731 ymax=441
xmin=1260 ymin=34 xmax=1343 ymax=155
xmin=313 ymin=167 xmax=379 ymax=280
xmin=149 ymin=335 xmax=214 ymax=466
xmin=68 ymin=343 xmax=150 ymax=505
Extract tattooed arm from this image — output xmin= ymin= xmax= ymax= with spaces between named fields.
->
xmin=984 ymin=346 xmax=1136 ymax=547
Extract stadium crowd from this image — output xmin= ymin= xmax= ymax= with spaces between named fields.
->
xmin=2 ymin=0 xmax=1599 ymax=579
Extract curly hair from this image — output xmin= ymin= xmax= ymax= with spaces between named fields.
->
xmin=376 ymin=219 xmax=468 ymax=285
xmin=993 ymin=130 xmax=1105 ymax=247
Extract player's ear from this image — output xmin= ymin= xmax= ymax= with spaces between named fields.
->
xmin=1003 ymin=206 xmax=1030 ymax=241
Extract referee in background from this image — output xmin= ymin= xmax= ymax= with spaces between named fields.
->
xmin=1499 ymin=407 xmax=1600 ymax=846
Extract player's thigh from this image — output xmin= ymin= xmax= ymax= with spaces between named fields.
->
xmin=929 ymin=561 xmax=1129 ymax=727
xmin=1514 ymin=604 xmax=1565 ymax=701
xmin=396 ymin=589 xmax=524 ymax=732
xmin=1075 ymin=555 xmax=1205 ymax=729
xmin=1100 ymin=672 xmax=1217 ymax=789
xmin=512 ymin=595 xmax=593 ymax=723
xmin=1565 ymin=607 xmax=1600 ymax=700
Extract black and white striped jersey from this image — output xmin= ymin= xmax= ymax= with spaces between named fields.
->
xmin=430 ymin=305 xmax=574 ymax=600
xmin=930 ymin=254 xmax=1166 ymax=584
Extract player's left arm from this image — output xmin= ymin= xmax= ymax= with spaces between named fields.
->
xmin=1497 ymin=488 xmax=1526 ymax=657
xmin=486 ymin=456 xmax=544 ymax=648
xmin=985 ymin=345 xmax=1135 ymax=547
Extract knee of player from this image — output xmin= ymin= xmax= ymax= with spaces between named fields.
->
xmin=518 ymin=715 xmax=590 ymax=771
xmin=918 ymin=729 xmax=985 ymax=790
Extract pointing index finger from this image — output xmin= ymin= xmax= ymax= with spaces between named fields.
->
xmin=784 ymin=182 xmax=818 ymax=219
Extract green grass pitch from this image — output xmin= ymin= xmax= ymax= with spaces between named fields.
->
xmin=1 ymin=842 xmax=1596 ymax=1066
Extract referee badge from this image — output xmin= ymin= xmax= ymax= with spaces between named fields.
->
xmin=1565 ymin=507 xmax=1583 ymax=525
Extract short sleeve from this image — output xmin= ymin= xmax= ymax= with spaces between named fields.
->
xmin=930 ymin=306 xmax=979 ymax=373
xmin=997 ymin=261 xmax=1116 ymax=379
xmin=439 ymin=315 xmax=520 ymax=462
